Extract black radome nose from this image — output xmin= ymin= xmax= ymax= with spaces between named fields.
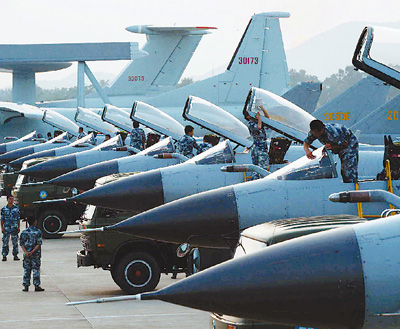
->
xmin=49 ymin=160 xmax=119 ymax=190
xmin=142 ymin=225 xmax=365 ymax=329
xmin=0 ymin=146 xmax=34 ymax=164
xmin=71 ymin=169 xmax=164 ymax=211
xmin=106 ymin=186 xmax=240 ymax=248
xmin=19 ymin=154 xmax=78 ymax=180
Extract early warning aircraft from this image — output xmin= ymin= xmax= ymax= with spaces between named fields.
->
xmin=0 ymin=12 xmax=293 ymax=141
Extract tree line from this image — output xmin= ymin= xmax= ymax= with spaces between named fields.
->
xmin=0 ymin=67 xmax=398 ymax=107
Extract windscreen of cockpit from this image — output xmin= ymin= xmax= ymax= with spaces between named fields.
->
xmin=185 ymin=96 xmax=251 ymax=147
xmin=132 ymin=101 xmax=184 ymax=141
xmin=266 ymin=147 xmax=337 ymax=181
xmin=139 ymin=137 xmax=175 ymax=156
xmin=93 ymin=135 xmax=122 ymax=151
xmin=21 ymin=131 xmax=38 ymax=141
xmin=245 ymin=87 xmax=315 ymax=135
xmin=192 ymin=141 xmax=235 ymax=165
xmin=365 ymin=26 xmax=400 ymax=72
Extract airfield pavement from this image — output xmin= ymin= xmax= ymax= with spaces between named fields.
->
xmin=0 ymin=196 xmax=209 ymax=329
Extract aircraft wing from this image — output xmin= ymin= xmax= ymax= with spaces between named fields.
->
xmin=0 ymin=102 xmax=43 ymax=124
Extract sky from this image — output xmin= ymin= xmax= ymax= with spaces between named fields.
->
xmin=0 ymin=0 xmax=399 ymax=88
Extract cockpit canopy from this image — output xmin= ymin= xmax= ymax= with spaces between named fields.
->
xmin=189 ymin=140 xmax=235 ymax=165
xmin=183 ymin=96 xmax=252 ymax=148
xmin=131 ymin=101 xmax=184 ymax=141
xmin=138 ymin=137 xmax=175 ymax=156
xmin=75 ymin=107 xmax=119 ymax=135
xmin=93 ymin=134 xmax=123 ymax=151
xmin=266 ymin=147 xmax=338 ymax=181
xmin=42 ymin=110 xmax=79 ymax=137
xmin=102 ymin=105 xmax=132 ymax=132
xmin=243 ymin=87 xmax=316 ymax=143
xmin=353 ymin=26 xmax=400 ymax=89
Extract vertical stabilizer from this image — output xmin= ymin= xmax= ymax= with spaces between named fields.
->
xmin=282 ymin=82 xmax=322 ymax=113
xmin=350 ymin=93 xmax=400 ymax=144
xmin=313 ymin=76 xmax=389 ymax=127
xmin=147 ymin=12 xmax=291 ymax=108
xmin=225 ymin=12 xmax=291 ymax=100
xmin=105 ymin=26 xmax=214 ymax=97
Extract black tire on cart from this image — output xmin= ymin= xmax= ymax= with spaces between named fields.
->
xmin=37 ymin=210 xmax=67 ymax=239
xmin=111 ymin=251 xmax=161 ymax=294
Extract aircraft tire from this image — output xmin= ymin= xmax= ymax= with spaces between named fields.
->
xmin=112 ymin=251 xmax=161 ymax=294
xmin=37 ymin=209 xmax=67 ymax=239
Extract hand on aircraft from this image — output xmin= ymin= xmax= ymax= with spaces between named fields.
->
xmin=306 ymin=150 xmax=316 ymax=159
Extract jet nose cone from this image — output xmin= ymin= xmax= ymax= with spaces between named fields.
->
xmin=72 ymin=169 xmax=164 ymax=211
xmin=19 ymin=154 xmax=77 ymax=180
xmin=49 ymin=160 xmax=119 ymax=190
xmin=0 ymin=144 xmax=7 ymax=155
xmin=10 ymin=150 xmax=55 ymax=167
xmin=144 ymin=226 xmax=365 ymax=329
xmin=0 ymin=147 xmax=33 ymax=164
xmin=107 ymin=186 xmax=240 ymax=248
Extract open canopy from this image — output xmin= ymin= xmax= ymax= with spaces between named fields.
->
xmin=42 ymin=109 xmax=79 ymax=137
xmin=131 ymin=101 xmax=184 ymax=141
xmin=101 ymin=105 xmax=132 ymax=132
xmin=183 ymin=96 xmax=252 ymax=148
xmin=243 ymin=87 xmax=316 ymax=144
xmin=353 ymin=26 xmax=400 ymax=89
xmin=75 ymin=107 xmax=119 ymax=135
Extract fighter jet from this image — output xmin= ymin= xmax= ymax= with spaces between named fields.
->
xmin=0 ymin=131 xmax=45 ymax=155
xmin=18 ymin=134 xmax=132 ymax=180
xmin=46 ymin=101 xmax=187 ymax=190
xmin=74 ymin=144 xmax=394 ymax=249
xmin=68 ymin=194 xmax=400 ymax=329
xmin=68 ymin=89 xmax=384 ymax=214
xmin=0 ymin=109 xmax=80 ymax=165
xmin=9 ymin=133 xmax=95 ymax=168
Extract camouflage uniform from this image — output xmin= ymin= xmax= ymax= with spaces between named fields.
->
xmin=247 ymin=121 xmax=269 ymax=179
xmin=130 ymin=128 xmax=146 ymax=150
xmin=20 ymin=226 xmax=42 ymax=287
xmin=77 ymin=131 xmax=87 ymax=139
xmin=197 ymin=142 xmax=213 ymax=154
xmin=304 ymin=123 xmax=359 ymax=183
xmin=178 ymin=134 xmax=199 ymax=158
xmin=1 ymin=204 xmax=20 ymax=257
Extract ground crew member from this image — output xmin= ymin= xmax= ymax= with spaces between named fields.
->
xmin=178 ymin=125 xmax=199 ymax=158
xmin=303 ymin=119 xmax=359 ymax=183
xmin=77 ymin=127 xmax=87 ymax=139
xmin=130 ymin=121 xmax=146 ymax=150
xmin=197 ymin=136 xmax=213 ymax=154
xmin=20 ymin=217 xmax=44 ymax=292
xmin=47 ymin=132 xmax=52 ymax=140
xmin=1 ymin=195 xmax=20 ymax=261
xmin=245 ymin=98 xmax=270 ymax=179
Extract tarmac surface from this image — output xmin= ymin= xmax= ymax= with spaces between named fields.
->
xmin=0 ymin=196 xmax=209 ymax=329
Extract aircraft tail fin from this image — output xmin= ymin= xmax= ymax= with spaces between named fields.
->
xmin=105 ymin=26 xmax=215 ymax=97
xmin=147 ymin=12 xmax=291 ymax=108
xmin=350 ymin=93 xmax=400 ymax=144
xmin=282 ymin=82 xmax=322 ymax=113
xmin=313 ymin=76 xmax=390 ymax=127
xmin=224 ymin=12 xmax=291 ymax=100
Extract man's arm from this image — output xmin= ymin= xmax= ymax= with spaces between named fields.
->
xmin=1 ymin=220 xmax=4 ymax=234
xmin=303 ymin=142 xmax=316 ymax=159
xmin=259 ymin=105 xmax=270 ymax=119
